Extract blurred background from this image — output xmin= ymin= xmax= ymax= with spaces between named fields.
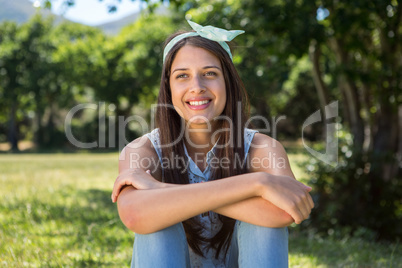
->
xmin=0 ymin=0 xmax=401 ymax=266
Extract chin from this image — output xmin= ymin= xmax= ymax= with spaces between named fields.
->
xmin=186 ymin=120 xmax=212 ymax=127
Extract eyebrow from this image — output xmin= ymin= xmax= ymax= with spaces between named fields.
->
xmin=171 ymin=65 xmax=222 ymax=74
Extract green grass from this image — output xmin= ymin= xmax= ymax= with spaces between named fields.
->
xmin=0 ymin=153 xmax=400 ymax=267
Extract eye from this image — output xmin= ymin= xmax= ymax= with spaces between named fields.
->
xmin=205 ymin=71 xmax=217 ymax=77
xmin=176 ymin=73 xmax=188 ymax=79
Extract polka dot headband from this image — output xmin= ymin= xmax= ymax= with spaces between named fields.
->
xmin=163 ymin=20 xmax=245 ymax=63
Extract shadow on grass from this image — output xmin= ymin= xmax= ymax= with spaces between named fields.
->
xmin=1 ymin=188 xmax=133 ymax=266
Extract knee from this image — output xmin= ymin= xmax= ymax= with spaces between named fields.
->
xmin=132 ymin=223 xmax=190 ymax=268
xmin=237 ymin=222 xmax=288 ymax=244
xmin=236 ymin=222 xmax=288 ymax=267
xmin=134 ymin=223 xmax=187 ymax=251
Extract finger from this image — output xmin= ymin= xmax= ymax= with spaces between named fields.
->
xmin=297 ymin=201 xmax=309 ymax=222
xmin=307 ymin=193 xmax=314 ymax=209
xmin=304 ymin=184 xmax=312 ymax=192
xmin=292 ymin=214 xmax=302 ymax=224
xmin=288 ymin=205 xmax=303 ymax=224
xmin=302 ymin=194 xmax=312 ymax=218
xmin=112 ymin=177 xmax=130 ymax=202
xmin=112 ymin=176 xmax=125 ymax=201
xmin=293 ymin=193 xmax=311 ymax=222
xmin=112 ymin=170 xmax=137 ymax=203
xmin=301 ymin=202 xmax=311 ymax=221
xmin=112 ymin=177 xmax=121 ymax=202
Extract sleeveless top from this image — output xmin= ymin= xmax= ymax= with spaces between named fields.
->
xmin=145 ymin=128 xmax=258 ymax=268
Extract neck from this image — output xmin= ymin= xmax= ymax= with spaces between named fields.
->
xmin=184 ymin=122 xmax=219 ymax=155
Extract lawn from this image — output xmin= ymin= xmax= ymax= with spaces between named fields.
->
xmin=0 ymin=153 xmax=400 ymax=267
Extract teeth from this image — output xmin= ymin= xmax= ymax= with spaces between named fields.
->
xmin=189 ymin=100 xmax=209 ymax=106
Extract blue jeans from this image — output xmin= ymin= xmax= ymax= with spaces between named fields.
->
xmin=131 ymin=221 xmax=288 ymax=268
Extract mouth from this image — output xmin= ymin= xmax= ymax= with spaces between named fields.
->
xmin=186 ymin=99 xmax=212 ymax=110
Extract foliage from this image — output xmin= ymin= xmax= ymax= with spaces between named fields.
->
xmin=303 ymin=127 xmax=402 ymax=240
xmin=0 ymin=13 xmax=177 ymax=150
xmin=0 ymin=15 xmax=101 ymax=149
xmin=172 ymin=0 xmax=402 ymax=241
xmin=53 ymin=14 xmax=176 ymax=148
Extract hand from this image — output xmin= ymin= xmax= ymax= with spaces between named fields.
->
xmin=259 ymin=173 xmax=314 ymax=224
xmin=111 ymin=169 xmax=162 ymax=203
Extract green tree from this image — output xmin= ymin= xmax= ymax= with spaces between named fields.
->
xmin=17 ymin=14 xmax=60 ymax=148
xmin=54 ymin=14 xmax=177 ymax=147
xmin=170 ymin=0 xmax=402 ymax=239
xmin=306 ymin=0 xmax=402 ymax=239
xmin=0 ymin=14 xmax=106 ymax=149
xmin=0 ymin=21 xmax=26 ymax=151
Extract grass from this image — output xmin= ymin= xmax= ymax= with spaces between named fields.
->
xmin=0 ymin=153 xmax=400 ymax=267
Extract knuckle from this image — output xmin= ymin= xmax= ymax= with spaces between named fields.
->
xmin=295 ymin=196 xmax=302 ymax=204
xmin=290 ymin=203 xmax=298 ymax=211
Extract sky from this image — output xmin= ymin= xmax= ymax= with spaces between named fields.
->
xmin=30 ymin=0 xmax=142 ymax=26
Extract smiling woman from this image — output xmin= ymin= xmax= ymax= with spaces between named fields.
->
xmin=111 ymin=19 xmax=314 ymax=267
xmin=170 ymin=45 xmax=226 ymax=125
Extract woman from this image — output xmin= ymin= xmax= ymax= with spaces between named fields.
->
xmin=111 ymin=20 xmax=314 ymax=268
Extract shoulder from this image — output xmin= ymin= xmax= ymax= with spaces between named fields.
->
xmin=250 ymin=133 xmax=284 ymax=151
xmin=119 ymin=135 xmax=156 ymax=162
xmin=248 ymin=133 xmax=294 ymax=177
xmin=119 ymin=132 xmax=162 ymax=180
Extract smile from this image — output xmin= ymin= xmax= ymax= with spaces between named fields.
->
xmin=186 ymin=99 xmax=212 ymax=110
xmin=189 ymin=100 xmax=210 ymax=106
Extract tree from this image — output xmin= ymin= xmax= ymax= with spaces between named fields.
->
xmin=169 ymin=0 xmax=402 ymax=239
xmin=0 ymin=21 xmax=26 ymax=151
xmin=0 ymin=14 xmax=107 ymax=149
xmin=307 ymin=0 xmax=402 ymax=239
xmin=54 ymin=14 xmax=177 ymax=148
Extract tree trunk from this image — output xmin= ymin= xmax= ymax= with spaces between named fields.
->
xmin=34 ymin=106 xmax=44 ymax=147
xmin=372 ymin=99 xmax=399 ymax=181
xmin=329 ymin=37 xmax=365 ymax=150
xmin=8 ymin=100 xmax=19 ymax=151
xmin=309 ymin=40 xmax=329 ymax=112
xmin=46 ymin=105 xmax=55 ymax=147
xmin=398 ymin=104 xmax=402 ymax=178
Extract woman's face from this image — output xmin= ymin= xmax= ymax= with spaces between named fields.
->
xmin=169 ymin=45 xmax=226 ymax=128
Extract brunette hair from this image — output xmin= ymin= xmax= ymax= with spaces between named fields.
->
xmin=156 ymin=31 xmax=250 ymax=259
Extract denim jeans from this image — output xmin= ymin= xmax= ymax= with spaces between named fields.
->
xmin=131 ymin=221 xmax=288 ymax=268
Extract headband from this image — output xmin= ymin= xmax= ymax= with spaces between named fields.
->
xmin=163 ymin=20 xmax=245 ymax=63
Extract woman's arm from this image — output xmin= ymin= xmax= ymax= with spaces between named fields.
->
xmin=212 ymin=197 xmax=294 ymax=228
xmin=114 ymin=135 xmax=312 ymax=234
xmin=212 ymin=133 xmax=313 ymax=227
xmin=117 ymin=171 xmax=269 ymax=234
xmin=115 ymin=136 xmax=265 ymax=234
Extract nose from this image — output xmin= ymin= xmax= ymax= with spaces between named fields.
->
xmin=189 ymin=75 xmax=206 ymax=94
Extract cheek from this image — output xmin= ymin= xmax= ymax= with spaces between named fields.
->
xmin=169 ymin=85 xmax=186 ymax=117
xmin=169 ymin=82 xmax=180 ymax=104
xmin=219 ymin=83 xmax=227 ymax=111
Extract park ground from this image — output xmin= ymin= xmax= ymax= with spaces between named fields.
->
xmin=0 ymin=152 xmax=400 ymax=267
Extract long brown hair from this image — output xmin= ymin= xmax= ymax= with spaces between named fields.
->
xmin=156 ymin=31 xmax=250 ymax=259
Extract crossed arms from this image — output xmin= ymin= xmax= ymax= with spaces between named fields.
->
xmin=112 ymin=133 xmax=314 ymax=234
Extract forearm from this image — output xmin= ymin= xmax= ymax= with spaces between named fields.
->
xmin=213 ymin=197 xmax=294 ymax=228
xmin=117 ymin=172 xmax=265 ymax=234
xmin=149 ymin=180 xmax=293 ymax=227
xmin=152 ymin=175 xmax=293 ymax=227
